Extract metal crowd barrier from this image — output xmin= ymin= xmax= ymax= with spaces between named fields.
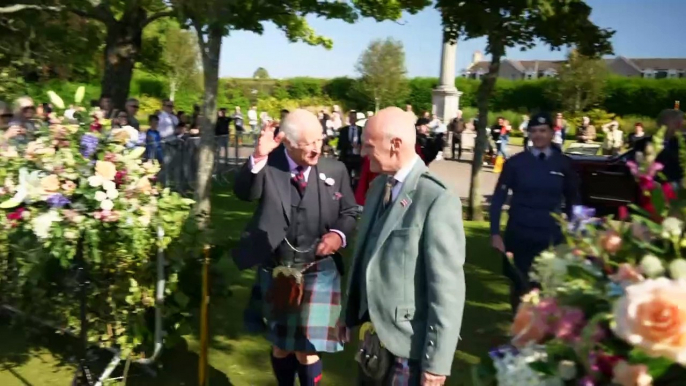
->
xmin=144 ymin=132 xmax=258 ymax=194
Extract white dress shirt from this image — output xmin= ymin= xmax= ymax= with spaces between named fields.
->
xmin=388 ymin=155 xmax=421 ymax=202
xmin=349 ymin=125 xmax=360 ymax=155
xmin=157 ymin=111 xmax=178 ymax=140
xmin=249 ymin=149 xmax=347 ymax=247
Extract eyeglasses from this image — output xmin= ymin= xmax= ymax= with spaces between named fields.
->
xmin=131 ymin=105 xmax=140 ymax=109
xmin=118 ymin=115 xmax=128 ymax=119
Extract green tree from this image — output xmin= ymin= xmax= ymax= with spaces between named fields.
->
xmin=253 ymin=67 xmax=270 ymax=79
xmin=554 ymin=50 xmax=609 ymax=113
xmin=439 ymin=0 xmax=614 ymax=220
xmin=162 ymin=25 xmax=200 ymax=101
xmin=2 ymin=1 xmax=174 ymax=109
xmin=356 ymin=37 xmax=409 ymax=112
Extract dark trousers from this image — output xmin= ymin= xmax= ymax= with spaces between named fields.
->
xmin=451 ymin=133 xmax=462 ymax=160
xmin=503 ymin=232 xmax=552 ymax=313
xmin=343 ymin=156 xmax=362 ymax=189
xmin=523 ymin=137 xmax=529 ymax=152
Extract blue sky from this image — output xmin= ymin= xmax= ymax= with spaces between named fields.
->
xmin=219 ymin=0 xmax=686 ymax=79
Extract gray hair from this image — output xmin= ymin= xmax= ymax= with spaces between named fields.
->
xmin=280 ymin=118 xmax=301 ymax=144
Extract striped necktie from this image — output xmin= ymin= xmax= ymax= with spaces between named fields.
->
xmin=382 ymin=177 xmax=397 ymax=210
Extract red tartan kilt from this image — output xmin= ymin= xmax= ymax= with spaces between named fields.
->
xmin=254 ymin=256 xmax=344 ymax=353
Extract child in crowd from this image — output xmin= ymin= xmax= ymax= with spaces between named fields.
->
xmin=146 ymin=115 xmax=163 ymax=163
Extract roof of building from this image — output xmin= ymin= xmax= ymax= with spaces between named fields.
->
xmin=465 ymin=57 xmax=686 ymax=73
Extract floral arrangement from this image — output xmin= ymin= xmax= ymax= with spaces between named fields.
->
xmin=476 ymin=130 xmax=686 ymax=386
xmin=0 ymin=88 xmax=194 ymax=357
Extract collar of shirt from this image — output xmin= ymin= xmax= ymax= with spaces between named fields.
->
xmin=530 ymin=146 xmax=552 ymax=159
xmin=387 ymin=155 xmax=420 ymax=201
xmin=284 ymin=148 xmax=311 ymax=182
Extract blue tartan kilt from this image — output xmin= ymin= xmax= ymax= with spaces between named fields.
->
xmin=243 ymin=256 xmax=344 ymax=353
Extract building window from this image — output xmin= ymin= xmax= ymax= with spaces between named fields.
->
xmin=642 ymin=69 xmax=656 ymax=78
xmin=656 ymin=71 xmax=668 ymax=79
xmin=668 ymin=69 xmax=679 ymax=79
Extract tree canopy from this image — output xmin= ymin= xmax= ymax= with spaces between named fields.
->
xmin=554 ymin=50 xmax=609 ymax=113
xmin=356 ymin=38 xmax=409 ymax=111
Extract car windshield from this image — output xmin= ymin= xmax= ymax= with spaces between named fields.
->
xmin=565 ymin=143 xmax=602 ymax=156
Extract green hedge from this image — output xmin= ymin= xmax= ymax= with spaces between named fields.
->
xmin=13 ymin=70 xmax=686 ymax=120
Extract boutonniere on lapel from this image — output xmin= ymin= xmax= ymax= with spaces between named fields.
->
xmin=333 ymin=192 xmax=343 ymax=200
xmin=319 ymin=172 xmax=335 ymax=186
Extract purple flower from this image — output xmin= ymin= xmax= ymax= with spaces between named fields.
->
xmin=80 ymin=134 xmax=99 ymax=158
xmin=46 ymin=193 xmax=70 ymax=208
xmin=569 ymin=205 xmax=597 ymax=233
xmin=578 ymin=376 xmax=595 ymax=386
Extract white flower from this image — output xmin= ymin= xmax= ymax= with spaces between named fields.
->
xmin=319 ymin=173 xmax=326 ymax=181
xmin=106 ymin=189 xmax=119 ymax=199
xmin=102 ymin=180 xmax=116 ymax=191
xmin=325 ymin=177 xmax=335 ymax=186
xmin=557 ymin=360 xmax=577 ymax=381
xmin=94 ymin=191 xmax=107 ymax=201
xmin=661 ymin=217 xmax=683 ymax=239
xmin=669 ymin=259 xmax=686 ymax=280
xmin=88 ymin=175 xmax=104 ymax=187
xmin=639 ymin=254 xmax=665 ymax=278
xmin=64 ymin=230 xmax=78 ymax=240
xmin=31 ymin=210 xmax=61 ymax=239
xmin=100 ymin=199 xmax=114 ymax=211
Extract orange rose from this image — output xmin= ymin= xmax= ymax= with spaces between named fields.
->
xmin=511 ymin=303 xmax=549 ymax=348
xmin=612 ymin=360 xmax=653 ymax=386
xmin=95 ymin=161 xmax=117 ymax=181
xmin=613 ymin=278 xmax=686 ymax=364
xmin=41 ymin=174 xmax=60 ymax=193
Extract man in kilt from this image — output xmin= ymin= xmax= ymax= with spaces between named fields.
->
xmin=339 ymin=107 xmax=466 ymax=386
xmin=233 ymin=109 xmax=358 ymax=385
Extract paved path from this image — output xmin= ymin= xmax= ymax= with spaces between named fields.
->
xmin=428 ymin=145 xmax=524 ymax=201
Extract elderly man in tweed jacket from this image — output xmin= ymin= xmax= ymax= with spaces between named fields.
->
xmin=233 ymin=109 xmax=358 ymax=386
xmin=340 ymin=107 xmax=466 ymax=386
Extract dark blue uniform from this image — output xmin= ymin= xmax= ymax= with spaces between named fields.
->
xmin=489 ymin=147 xmax=580 ymax=311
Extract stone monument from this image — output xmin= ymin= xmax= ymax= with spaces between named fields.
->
xmin=432 ymin=40 xmax=462 ymax=122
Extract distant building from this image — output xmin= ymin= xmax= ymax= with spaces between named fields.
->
xmin=462 ymin=51 xmax=686 ymax=80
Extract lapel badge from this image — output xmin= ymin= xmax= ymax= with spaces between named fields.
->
xmin=333 ymin=192 xmax=343 ymax=200
xmin=319 ymin=172 xmax=326 ymax=181
xmin=400 ymin=198 xmax=409 ymax=207
xmin=325 ymin=177 xmax=335 ymax=186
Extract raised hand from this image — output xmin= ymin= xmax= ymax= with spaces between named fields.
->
xmin=253 ymin=121 xmax=285 ymax=158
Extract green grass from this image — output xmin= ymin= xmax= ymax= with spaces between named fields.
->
xmin=0 ymin=185 xmax=510 ymax=386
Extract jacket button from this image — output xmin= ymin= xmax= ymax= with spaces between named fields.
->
xmin=428 ymin=340 xmax=434 ymax=346
xmin=425 ymin=353 xmax=430 ymax=359
xmin=429 ymin=326 xmax=435 ymax=331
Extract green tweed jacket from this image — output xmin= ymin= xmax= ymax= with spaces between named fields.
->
xmin=342 ymin=159 xmax=466 ymax=376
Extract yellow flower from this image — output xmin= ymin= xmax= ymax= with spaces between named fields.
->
xmin=95 ymin=161 xmax=117 ymax=181
xmin=135 ymin=177 xmax=152 ymax=195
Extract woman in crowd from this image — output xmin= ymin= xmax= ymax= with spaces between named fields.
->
xmin=576 ymin=116 xmax=596 ymax=144
xmin=489 ymin=112 xmax=580 ymax=313
xmin=628 ymin=122 xmax=647 ymax=152
xmin=601 ymin=117 xmax=623 ymax=156
xmin=519 ymin=114 xmax=530 ymax=151
xmin=112 ymin=110 xmax=129 ymax=128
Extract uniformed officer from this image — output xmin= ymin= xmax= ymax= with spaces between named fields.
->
xmin=489 ymin=112 xmax=580 ymax=313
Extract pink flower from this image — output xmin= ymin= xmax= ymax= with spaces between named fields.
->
xmin=618 ymin=206 xmax=629 ymax=220
xmin=6 ymin=207 xmax=25 ymax=221
xmin=554 ymin=307 xmax=585 ymax=341
xmin=592 ymin=352 xmax=622 ymax=378
xmin=610 ymin=263 xmax=645 ymax=285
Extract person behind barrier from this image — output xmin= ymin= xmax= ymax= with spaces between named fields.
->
xmin=340 ymin=107 xmax=465 ymax=386
xmin=145 ymin=115 xmax=163 ymax=163
xmin=489 ymin=112 xmax=580 ymax=314
xmin=233 ymin=109 xmax=357 ymax=386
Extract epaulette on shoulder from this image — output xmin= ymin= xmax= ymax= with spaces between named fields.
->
xmin=420 ymin=172 xmax=447 ymax=190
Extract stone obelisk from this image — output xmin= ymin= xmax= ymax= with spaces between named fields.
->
xmin=432 ymin=40 xmax=462 ymax=122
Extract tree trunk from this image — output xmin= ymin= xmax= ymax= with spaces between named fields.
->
xmin=468 ymin=38 xmax=505 ymax=221
xmin=193 ymin=26 xmax=222 ymax=234
xmin=169 ymin=79 xmax=177 ymax=101
xmin=100 ymin=12 xmax=146 ymax=111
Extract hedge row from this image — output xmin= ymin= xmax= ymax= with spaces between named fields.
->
xmin=18 ymin=71 xmax=686 ymax=119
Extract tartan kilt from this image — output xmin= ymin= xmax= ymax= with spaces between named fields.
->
xmin=358 ymin=356 xmax=421 ymax=386
xmin=243 ymin=256 xmax=343 ymax=353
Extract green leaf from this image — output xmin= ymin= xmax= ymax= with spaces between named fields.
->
xmin=628 ymin=349 xmax=674 ymax=378
xmin=0 ymin=198 xmax=21 ymax=209
xmin=74 ymin=86 xmax=85 ymax=104
xmin=46 ymin=90 xmax=65 ymax=110
xmin=124 ymin=146 xmax=146 ymax=160
xmin=651 ymin=187 xmax=667 ymax=215
xmin=174 ymin=291 xmax=190 ymax=308
xmin=529 ymin=360 xmax=554 ymax=376
xmin=566 ymin=265 xmax=599 ymax=282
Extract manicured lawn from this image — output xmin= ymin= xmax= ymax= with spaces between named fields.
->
xmin=0 ymin=184 xmax=510 ymax=386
